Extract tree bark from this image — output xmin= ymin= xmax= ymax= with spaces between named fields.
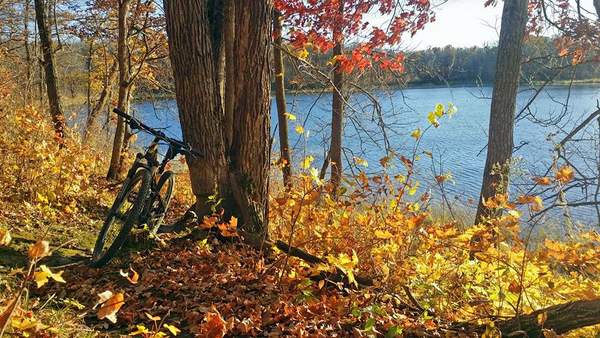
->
xmin=83 ymin=61 xmax=117 ymax=143
xmin=33 ymin=0 xmax=65 ymax=141
xmin=164 ymin=0 xmax=272 ymax=244
xmin=164 ymin=0 xmax=229 ymax=216
xmin=273 ymin=10 xmax=292 ymax=187
xmin=222 ymin=0 xmax=235 ymax=149
xmin=107 ymin=0 xmax=132 ymax=179
xmin=329 ymin=0 xmax=345 ymax=195
xmin=475 ymin=0 xmax=528 ymax=224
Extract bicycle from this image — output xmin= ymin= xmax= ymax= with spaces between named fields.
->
xmin=90 ymin=108 xmax=202 ymax=267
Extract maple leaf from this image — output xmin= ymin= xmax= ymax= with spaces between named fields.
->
xmin=97 ymin=291 xmax=125 ymax=323
xmin=28 ymin=240 xmax=50 ymax=260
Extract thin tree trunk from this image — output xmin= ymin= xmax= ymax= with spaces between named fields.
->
xmin=475 ymin=0 xmax=528 ymax=224
xmin=273 ymin=10 xmax=292 ymax=187
xmin=107 ymin=0 xmax=132 ymax=179
xmin=23 ymin=0 xmax=32 ymax=104
xmin=86 ymin=40 xmax=94 ymax=121
xmin=34 ymin=0 xmax=65 ymax=140
xmin=329 ymin=0 xmax=345 ymax=195
xmin=84 ymin=61 xmax=117 ymax=143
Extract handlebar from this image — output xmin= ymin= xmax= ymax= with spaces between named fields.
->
xmin=113 ymin=108 xmax=203 ymax=158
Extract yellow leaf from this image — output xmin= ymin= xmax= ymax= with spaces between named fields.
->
xmin=295 ymin=124 xmax=304 ymax=134
xmin=34 ymin=265 xmax=65 ymax=288
xmin=145 ymin=312 xmax=161 ymax=321
xmin=447 ymin=102 xmax=457 ymax=116
xmin=374 ymin=230 xmax=393 ymax=240
xmin=164 ymin=323 xmax=181 ymax=336
xmin=427 ymin=112 xmax=439 ymax=127
xmin=434 ymin=103 xmax=444 ymax=117
xmin=0 ymin=228 xmax=11 ymax=246
xmin=97 ymin=292 xmax=125 ymax=323
xmin=296 ymin=48 xmax=309 ymax=60
xmin=301 ymin=155 xmax=314 ymax=169
xmin=354 ymin=157 xmax=368 ymax=167
xmin=28 ymin=240 xmax=50 ymax=260
xmin=284 ymin=112 xmax=297 ymax=121
xmin=410 ymin=128 xmax=421 ymax=140
xmin=130 ymin=324 xmax=150 ymax=335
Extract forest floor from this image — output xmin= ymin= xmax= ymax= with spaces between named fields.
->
xmin=0 ymin=176 xmax=446 ymax=337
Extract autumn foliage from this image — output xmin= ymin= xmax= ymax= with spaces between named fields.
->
xmin=0 ymin=101 xmax=598 ymax=336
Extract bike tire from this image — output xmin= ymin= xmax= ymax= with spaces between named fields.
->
xmin=148 ymin=171 xmax=175 ymax=235
xmin=90 ymin=169 xmax=152 ymax=267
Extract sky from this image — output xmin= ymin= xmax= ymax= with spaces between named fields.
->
xmin=405 ymin=0 xmax=597 ymax=50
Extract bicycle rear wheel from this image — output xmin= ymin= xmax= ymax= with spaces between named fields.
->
xmin=90 ymin=169 xmax=151 ymax=267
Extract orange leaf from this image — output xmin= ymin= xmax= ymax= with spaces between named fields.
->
xmin=119 ymin=268 xmax=139 ymax=285
xmin=534 ymin=177 xmax=552 ymax=186
xmin=28 ymin=240 xmax=50 ymax=260
xmin=199 ymin=310 xmax=227 ymax=338
xmin=555 ymin=165 xmax=574 ymax=184
xmin=97 ymin=292 xmax=125 ymax=323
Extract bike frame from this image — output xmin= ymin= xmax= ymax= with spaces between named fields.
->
xmin=120 ymin=136 xmax=179 ymax=223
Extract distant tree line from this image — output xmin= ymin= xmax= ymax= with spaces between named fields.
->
xmin=282 ymin=36 xmax=600 ymax=91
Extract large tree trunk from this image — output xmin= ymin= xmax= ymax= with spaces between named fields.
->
xmin=229 ymin=0 xmax=272 ymax=243
xmin=164 ymin=0 xmax=229 ymax=216
xmin=33 ymin=0 xmax=65 ymax=141
xmin=273 ymin=10 xmax=292 ymax=187
xmin=83 ymin=61 xmax=117 ymax=143
xmin=329 ymin=0 xmax=345 ymax=195
xmin=475 ymin=0 xmax=528 ymax=224
xmin=164 ymin=0 xmax=272 ymax=244
xmin=107 ymin=0 xmax=132 ymax=179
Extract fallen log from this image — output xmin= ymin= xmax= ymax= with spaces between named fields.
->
xmin=456 ymin=299 xmax=600 ymax=337
xmin=495 ymin=299 xmax=600 ymax=337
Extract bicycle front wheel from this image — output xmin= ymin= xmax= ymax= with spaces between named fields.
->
xmin=90 ymin=169 xmax=151 ymax=267
xmin=148 ymin=171 xmax=175 ymax=235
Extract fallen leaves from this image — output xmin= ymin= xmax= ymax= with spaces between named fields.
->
xmin=199 ymin=310 xmax=227 ymax=338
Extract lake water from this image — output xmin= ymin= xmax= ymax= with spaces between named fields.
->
xmin=132 ymin=85 xmax=600 ymax=225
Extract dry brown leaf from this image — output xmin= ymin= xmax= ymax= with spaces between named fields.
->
xmin=28 ymin=240 xmax=50 ymax=260
xmin=200 ymin=310 xmax=227 ymax=338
